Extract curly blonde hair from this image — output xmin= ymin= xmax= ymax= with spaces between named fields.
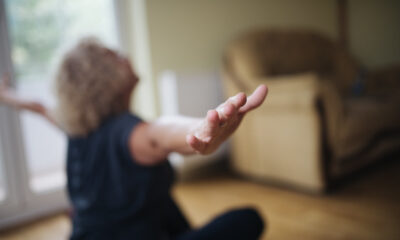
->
xmin=54 ymin=38 xmax=135 ymax=136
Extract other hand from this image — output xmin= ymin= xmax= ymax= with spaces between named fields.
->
xmin=0 ymin=73 xmax=46 ymax=115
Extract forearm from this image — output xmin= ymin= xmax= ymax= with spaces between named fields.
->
xmin=148 ymin=115 xmax=202 ymax=155
xmin=129 ymin=85 xmax=267 ymax=166
xmin=128 ymin=115 xmax=205 ymax=166
xmin=1 ymin=90 xmax=25 ymax=109
xmin=0 ymin=90 xmax=58 ymax=128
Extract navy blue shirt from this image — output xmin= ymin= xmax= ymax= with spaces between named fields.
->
xmin=67 ymin=112 xmax=178 ymax=239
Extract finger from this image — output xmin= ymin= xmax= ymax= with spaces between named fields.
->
xmin=186 ymin=134 xmax=206 ymax=152
xmin=232 ymin=92 xmax=247 ymax=108
xmin=217 ymin=102 xmax=235 ymax=122
xmin=206 ymin=109 xmax=220 ymax=131
xmin=226 ymin=92 xmax=247 ymax=109
xmin=223 ymin=103 xmax=235 ymax=117
xmin=239 ymin=84 xmax=268 ymax=114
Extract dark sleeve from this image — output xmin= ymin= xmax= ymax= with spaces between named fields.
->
xmin=114 ymin=113 xmax=143 ymax=165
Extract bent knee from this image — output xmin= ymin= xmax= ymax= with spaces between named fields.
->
xmin=234 ymin=207 xmax=266 ymax=237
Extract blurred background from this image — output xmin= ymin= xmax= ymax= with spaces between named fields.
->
xmin=0 ymin=0 xmax=399 ymax=239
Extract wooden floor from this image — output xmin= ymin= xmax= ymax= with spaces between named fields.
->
xmin=1 ymin=160 xmax=399 ymax=240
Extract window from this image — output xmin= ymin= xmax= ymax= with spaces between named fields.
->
xmin=0 ymin=0 xmax=120 ymax=228
xmin=5 ymin=0 xmax=118 ymax=192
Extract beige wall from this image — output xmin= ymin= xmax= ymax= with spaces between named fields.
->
xmin=147 ymin=0 xmax=337 ymax=78
xmin=348 ymin=0 xmax=400 ymax=69
xmin=144 ymin=0 xmax=400 ymax=114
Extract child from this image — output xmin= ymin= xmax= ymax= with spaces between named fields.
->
xmin=0 ymin=38 xmax=267 ymax=240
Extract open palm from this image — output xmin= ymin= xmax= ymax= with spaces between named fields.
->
xmin=187 ymin=85 xmax=268 ymax=154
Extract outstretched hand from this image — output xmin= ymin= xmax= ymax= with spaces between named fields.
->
xmin=0 ymin=73 xmax=46 ymax=115
xmin=187 ymin=84 xmax=268 ymax=154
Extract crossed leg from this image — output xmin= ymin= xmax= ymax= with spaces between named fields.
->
xmin=174 ymin=207 xmax=265 ymax=240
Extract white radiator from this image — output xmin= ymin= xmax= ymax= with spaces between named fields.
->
xmin=158 ymin=71 xmax=228 ymax=176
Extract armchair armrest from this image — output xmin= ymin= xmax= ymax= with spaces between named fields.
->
xmin=319 ymin=79 xmax=345 ymax=154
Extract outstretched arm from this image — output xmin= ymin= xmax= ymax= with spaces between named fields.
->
xmin=0 ymin=74 xmax=58 ymax=126
xmin=129 ymin=85 xmax=268 ymax=166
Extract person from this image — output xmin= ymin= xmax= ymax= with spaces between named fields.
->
xmin=0 ymin=38 xmax=267 ymax=240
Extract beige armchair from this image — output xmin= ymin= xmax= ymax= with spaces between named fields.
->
xmin=222 ymin=29 xmax=400 ymax=192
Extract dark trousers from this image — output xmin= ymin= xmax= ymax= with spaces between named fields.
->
xmin=174 ymin=207 xmax=265 ymax=240
xmin=70 ymin=197 xmax=265 ymax=240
